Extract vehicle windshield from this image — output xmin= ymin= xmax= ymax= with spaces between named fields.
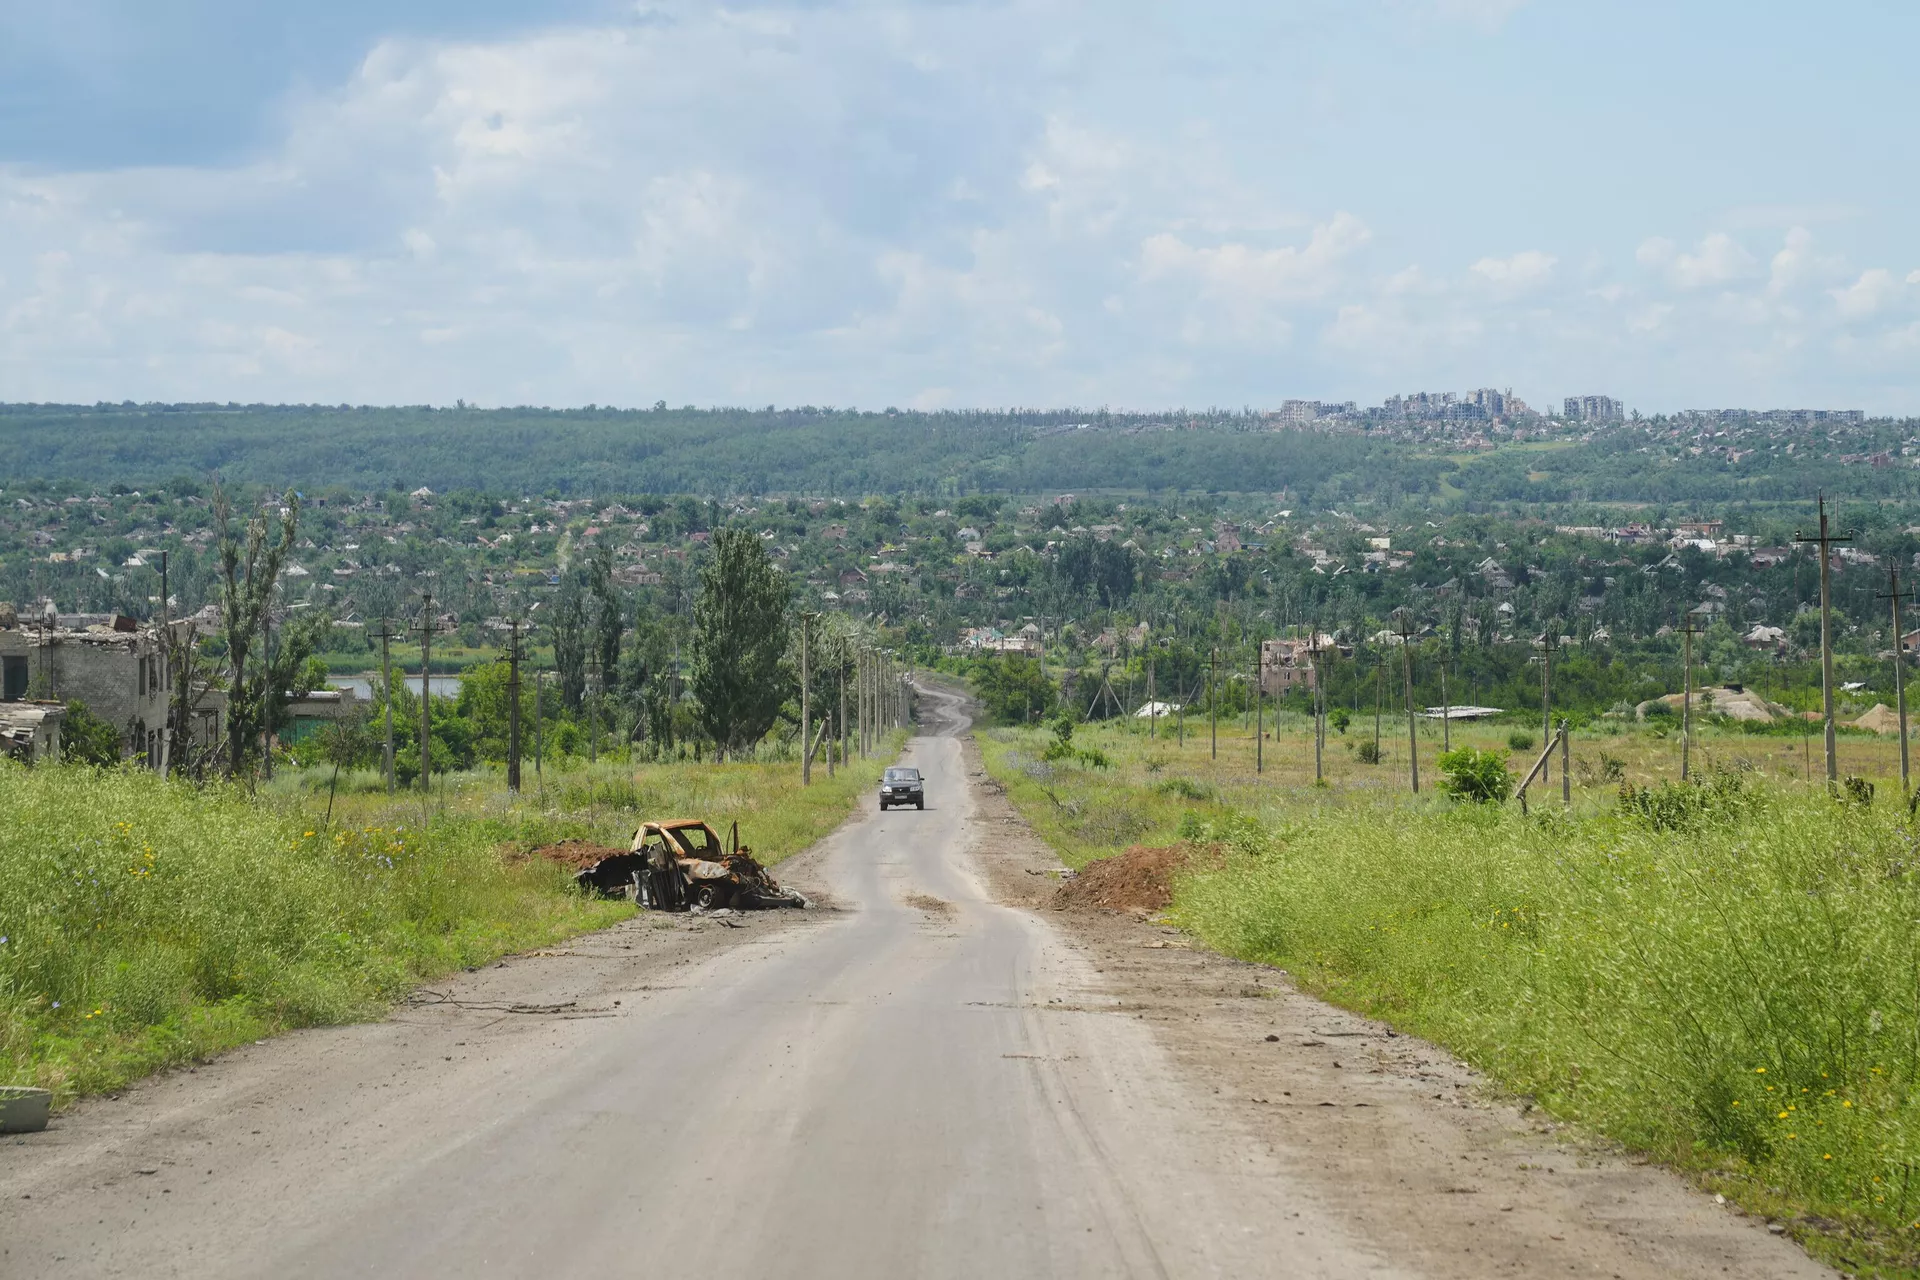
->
xmin=669 ymin=825 xmax=719 ymax=855
xmin=884 ymin=769 xmax=920 ymax=782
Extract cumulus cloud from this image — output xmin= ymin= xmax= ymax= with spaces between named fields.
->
xmin=0 ymin=3 xmax=1916 ymax=412
xmin=1470 ymin=250 xmax=1556 ymax=292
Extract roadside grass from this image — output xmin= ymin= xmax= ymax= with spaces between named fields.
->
xmin=1 ymin=736 xmax=901 ymax=1105
xmin=980 ymin=717 xmax=1920 ymax=1275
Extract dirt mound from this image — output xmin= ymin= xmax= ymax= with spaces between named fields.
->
xmin=1052 ymin=843 xmax=1195 ymax=914
xmin=521 ymin=839 xmax=628 ymax=871
xmin=1853 ymin=703 xmax=1904 ymax=735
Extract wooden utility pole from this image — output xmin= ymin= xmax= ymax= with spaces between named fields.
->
xmin=800 ymin=613 xmax=813 ymax=785
xmin=372 ymin=617 xmax=398 ymax=794
xmin=1395 ymin=615 xmax=1419 ymax=794
xmin=1795 ymin=495 xmax=1853 ymax=784
xmin=505 ymin=619 xmax=524 ymax=795
xmin=1678 ymin=613 xmax=1704 ymax=781
xmin=1877 ymin=567 xmax=1914 ymax=797
xmin=413 ymin=592 xmax=438 ymax=796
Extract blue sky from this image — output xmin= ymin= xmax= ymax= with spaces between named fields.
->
xmin=1 ymin=0 xmax=1916 ymax=413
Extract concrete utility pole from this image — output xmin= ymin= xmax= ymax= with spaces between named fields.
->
xmin=1439 ymin=660 xmax=1451 ymax=753
xmin=414 ymin=592 xmax=437 ymax=796
xmin=1796 ymin=495 xmax=1853 ymax=785
xmin=1535 ymin=631 xmax=1558 ymax=784
xmin=1678 ymin=613 xmax=1704 ymax=781
xmin=372 ymin=617 xmax=398 ymax=794
xmin=839 ymin=652 xmax=848 ymax=772
xmin=505 ymin=619 xmax=524 ymax=795
xmin=533 ymin=670 xmax=544 ymax=777
xmin=1209 ymin=646 xmax=1218 ymax=761
xmin=586 ymin=652 xmax=600 ymax=765
xmin=800 ymin=612 xmax=812 ymax=785
xmin=1395 ymin=615 xmax=1419 ymax=795
xmin=1255 ymin=647 xmax=1264 ymax=775
xmin=1309 ymin=628 xmax=1325 ymax=785
xmin=1147 ymin=648 xmax=1156 ymax=739
xmin=1878 ymin=567 xmax=1914 ymax=797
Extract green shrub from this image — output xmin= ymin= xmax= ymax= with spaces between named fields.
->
xmin=1329 ymin=708 xmax=1352 ymax=735
xmin=1506 ymin=729 xmax=1535 ymax=752
xmin=1436 ymin=747 xmax=1513 ymax=804
xmin=62 ymin=700 xmax=123 ymax=767
xmin=1154 ymin=776 xmax=1214 ymax=801
xmin=1355 ymin=739 xmax=1382 ymax=765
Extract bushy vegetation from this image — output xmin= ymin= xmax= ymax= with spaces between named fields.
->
xmin=1172 ymin=789 xmax=1920 ymax=1243
xmin=0 ymin=737 xmax=900 ymax=1103
xmin=980 ymin=715 xmax=1920 ymax=1264
xmin=0 ymin=761 xmax=627 ymax=1100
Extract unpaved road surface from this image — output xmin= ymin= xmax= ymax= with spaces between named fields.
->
xmin=2 ymin=685 xmax=1827 ymax=1278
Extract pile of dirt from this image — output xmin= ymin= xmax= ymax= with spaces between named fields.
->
xmin=520 ymin=839 xmax=628 ymax=871
xmin=1052 ymin=843 xmax=1195 ymax=915
xmin=1853 ymin=703 xmax=1904 ymax=735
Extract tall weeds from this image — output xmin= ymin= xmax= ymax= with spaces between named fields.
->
xmin=1174 ymin=787 xmax=1920 ymax=1232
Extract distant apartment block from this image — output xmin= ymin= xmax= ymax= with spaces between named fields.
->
xmin=1271 ymin=399 xmax=1357 ymax=424
xmin=1563 ymin=395 xmax=1625 ymax=423
xmin=1676 ymin=408 xmax=1866 ymax=428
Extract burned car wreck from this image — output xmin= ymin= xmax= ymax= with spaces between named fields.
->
xmin=573 ymin=819 xmax=809 ymax=911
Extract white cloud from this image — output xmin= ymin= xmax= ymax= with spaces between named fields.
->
xmin=1832 ymin=268 xmax=1901 ymax=320
xmin=1138 ymin=213 xmax=1370 ymax=303
xmin=0 ymin=5 xmax=1916 ymax=413
xmin=1470 ymin=249 xmax=1556 ymax=292
xmin=1671 ymin=232 xmax=1758 ymax=289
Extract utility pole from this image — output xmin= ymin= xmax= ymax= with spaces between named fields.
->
xmin=1255 ymin=644 xmax=1264 ymax=775
xmin=800 ymin=612 xmax=813 ymax=784
xmin=505 ymin=619 xmax=524 ymax=795
xmin=1209 ymin=646 xmax=1218 ymax=761
xmin=412 ymin=593 xmax=440 ymax=796
xmin=1372 ymin=656 xmax=1383 ymax=762
xmin=1396 ymin=614 xmax=1419 ymax=794
xmin=372 ymin=617 xmax=398 ymax=794
xmin=839 ymin=649 xmax=848 ymax=772
xmin=1147 ymin=647 xmax=1156 ymax=739
xmin=1878 ymin=567 xmax=1914 ymax=797
xmin=534 ymin=670 xmax=544 ymax=777
xmin=1796 ymin=495 xmax=1853 ymax=785
xmin=1534 ymin=631 xmax=1558 ymax=785
xmin=1309 ymin=628 xmax=1325 ymax=785
xmin=1678 ymin=612 xmax=1704 ymax=781
xmin=1439 ymin=660 xmax=1451 ymax=753
xmin=586 ymin=652 xmax=600 ymax=765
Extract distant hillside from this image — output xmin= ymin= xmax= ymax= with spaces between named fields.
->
xmin=0 ymin=403 xmax=1439 ymax=501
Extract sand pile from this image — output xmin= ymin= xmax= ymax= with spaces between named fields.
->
xmin=1052 ymin=844 xmax=1196 ymax=914
xmin=520 ymin=839 xmax=628 ymax=870
xmin=1853 ymin=703 xmax=1905 ymax=735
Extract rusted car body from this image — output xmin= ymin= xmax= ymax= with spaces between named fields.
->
xmin=574 ymin=818 xmax=807 ymax=910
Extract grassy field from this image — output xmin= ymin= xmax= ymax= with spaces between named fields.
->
xmin=979 ymin=712 xmax=1920 ymax=1274
xmin=1 ymin=738 xmax=900 ymax=1105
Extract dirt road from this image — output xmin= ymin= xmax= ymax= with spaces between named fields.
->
xmin=1 ymin=685 xmax=1827 ymax=1278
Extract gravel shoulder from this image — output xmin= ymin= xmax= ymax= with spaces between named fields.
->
xmin=960 ymin=733 xmax=1834 ymax=1280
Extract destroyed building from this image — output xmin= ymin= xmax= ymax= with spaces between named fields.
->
xmin=0 ymin=607 xmax=220 ymax=769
